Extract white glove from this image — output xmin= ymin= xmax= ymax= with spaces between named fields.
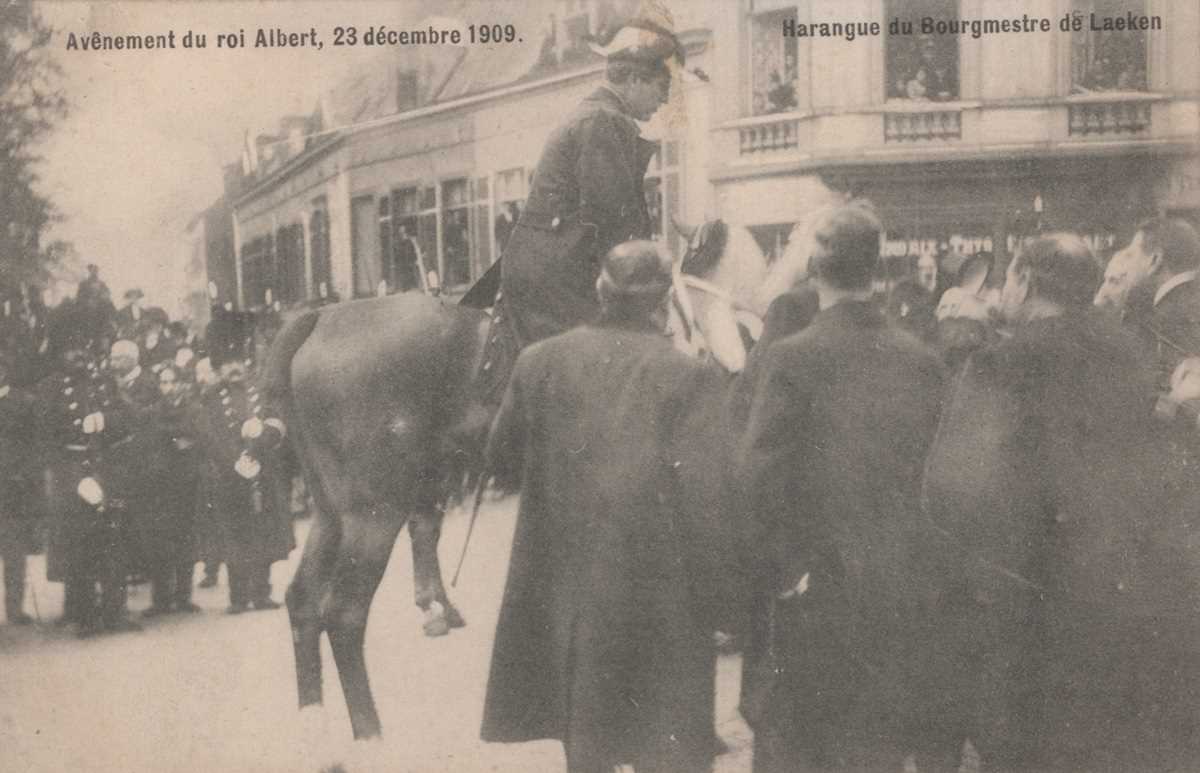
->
xmin=82 ymin=412 xmax=105 ymax=434
xmin=1169 ymin=357 xmax=1200 ymax=405
xmin=234 ymin=451 xmax=261 ymax=480
xmin=778 ymin=572 xmax=810 ymax=601
xmin=241 ymin=417 xmax=264 ymax=440
xmin=77 ymin=476 xmax=104 ymax=506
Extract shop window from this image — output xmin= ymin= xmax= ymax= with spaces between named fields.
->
xmin=309 ymin=206 xmax=332 ymax=300
xmin=1071 ymin=0 xmax=1148 ymax=93
xmin=644 ymin=141 xmax=683 ymax=258
xmin=472 ymin=176 xmax=492 ymax=279
xmin=750 ymin=5 xmax=799 ymax=115
xmin=240 ymin=235 xmax=273 ymax=308
xmin=275 ymin=223 xmax=306 ymax=304
xmin=377 ymin=196 xmax=392 ymax=290
xmin=494 ymin=167 xmax=527 ymax=255
xmin=417 ymin=186 xmax=438 ymax=287
xmin=886 ymin=0 xmax=959 ymax=101
xmin=442 ymin=178 xmax=472 ymax=287
xmin=388 ymin=188 xmax=422 ymax=292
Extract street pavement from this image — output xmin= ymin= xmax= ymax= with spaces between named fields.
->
xmin=0 ymin=495 xmax=753 ymax=772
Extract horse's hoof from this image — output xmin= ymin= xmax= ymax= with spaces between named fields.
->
xmin=422 ymin=601 xmax=450 ymax=637
xmin=444 ymin=605 xmax=466 ymax=629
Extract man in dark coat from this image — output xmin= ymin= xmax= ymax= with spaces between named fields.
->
xmin=1096 ymin=217 xmax=1200 ymax=387
xmin=736 ymin=203 xmax=947 ymax=772
xmin=105 ymin=338 xmax=161 ymax=583
xmin=139 ymin=365 xmax=201 ymax=616
xmin=0 ymin=351 xmax=39 ymax=624
xmin=481 ymin=241 xmax=736 ymax=773
xmin=192 ymin=315 xmax=292 ymax=614
xmin=37 ymin=322 xmax=141 ymax=636
xmin=923 ymin=233 xmax=1200 ymax=771
xmin=490 ymin=22 xmax=680 ymax=349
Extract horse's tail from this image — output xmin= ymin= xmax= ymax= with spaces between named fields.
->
xmin=259 ymin=308 xmax=320 ymax=424
xmin=257 ymin=308 xmax=322 ymax=518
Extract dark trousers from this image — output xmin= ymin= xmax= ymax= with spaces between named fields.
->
xmin=64 ymin=564 xmax=127 ymax=629
xmin=150 ymin=559 xmax=194 ymax=608
xmin=3 ymin=548 xmax=26 ymax=620
xmin=228 ymin=559 xmax=271 ymax=606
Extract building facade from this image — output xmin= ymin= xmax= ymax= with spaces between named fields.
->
xmin=217 ymin=0 xmax=1198 ymax=312
xmin=711 ymin=0 xmax=1199 ymax=270
xmin=224 ymin=0 xmax=710 ymax=311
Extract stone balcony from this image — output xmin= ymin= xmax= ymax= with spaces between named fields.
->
xmin=734 ymin=114 xmax=800 ymax=154
xmin=712 ymin=94 xmax=1190 ymax=179
xmin=1067 ymin=94 xmax=1154 ymax=136
xmin=883 ymin=107 xmax=963 ymax=143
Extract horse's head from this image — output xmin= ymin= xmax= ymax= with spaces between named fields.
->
xmin=668 ymin=219 xmax=770 ymax=372
xmin=668 ymin=195 xmax=849 ymax=372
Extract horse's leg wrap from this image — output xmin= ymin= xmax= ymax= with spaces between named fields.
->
xmin=409 ymin=508 xmax=465 ymax=635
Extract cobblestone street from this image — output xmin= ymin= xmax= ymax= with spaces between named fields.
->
xmin=1 ymin=496 xmax=752 ymax=772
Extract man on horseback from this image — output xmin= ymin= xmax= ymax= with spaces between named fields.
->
xmin=464 ymin=20 xmax=683 ymax=395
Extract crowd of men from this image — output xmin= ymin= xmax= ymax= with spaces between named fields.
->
xmin=0 ymin=269 xmax=295 ymax=638
xmin=478 ymin=209 xmax=1200 ymax=773
xmin=445 ymin=16 xmax=1200 ymax=771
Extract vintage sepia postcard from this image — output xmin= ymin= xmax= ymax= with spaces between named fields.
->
xmin=1 ymin=1 xmax=1198 ymax=771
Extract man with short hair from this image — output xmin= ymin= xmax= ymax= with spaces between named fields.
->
xmin=737 ymin=203 xmax=946 ymax=772
xmin=1096 ymin=217 xmax=1200 ymax=387
xmin=924 ymin=233 xmax=1199 ymax=771
xmin=481 ymin=241 xmax=734 ymax=773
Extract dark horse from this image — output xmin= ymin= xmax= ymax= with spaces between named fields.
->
xmin=262 ymin=223 xmax=777 ymax=747
xmin=262 ymin=293 xmax=491 ymax=741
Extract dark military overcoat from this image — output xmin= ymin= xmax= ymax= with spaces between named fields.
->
xmin=191 ymin=379 xmax=293 ymax=569
xmin=498 ymin=87 xmax=657 ymax=346
xmin=36 ymin=363 xmax=136 ymax=583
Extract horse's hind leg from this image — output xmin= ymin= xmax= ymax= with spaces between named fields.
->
xmin=286 ymin=507 xmax=339 ymax=708
xmin=325 ymin=505 xmax=406 ymax=740
xmin=410 ymin=507 xmax=465 ymax=637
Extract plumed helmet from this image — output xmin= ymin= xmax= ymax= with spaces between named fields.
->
xmin=589 ymin=19 xmax=684 ymax=68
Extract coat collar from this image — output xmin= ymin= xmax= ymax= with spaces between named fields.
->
xmin=1154 ymin=270 xmax=1197 ymax=307
xmin=587 ymin=85 xmax=636 ymax=119
xmin=811 ymin=299 xmax=885 ymax=330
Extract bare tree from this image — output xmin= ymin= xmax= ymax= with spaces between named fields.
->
xmin=0 ymin=0 xmax=68 ymax=292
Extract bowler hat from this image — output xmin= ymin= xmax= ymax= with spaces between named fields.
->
xmin=597 ymin=240 xmax=672 ymax=303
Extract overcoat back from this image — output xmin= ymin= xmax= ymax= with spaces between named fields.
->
xmin=923 ymin=311 xmax=1200 ymax=771
xmin=481 ymin=323 xmax=737 ymax=767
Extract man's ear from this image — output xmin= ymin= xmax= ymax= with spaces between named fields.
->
xmin=1147 ymin=248 xmax=1163 ymax=275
